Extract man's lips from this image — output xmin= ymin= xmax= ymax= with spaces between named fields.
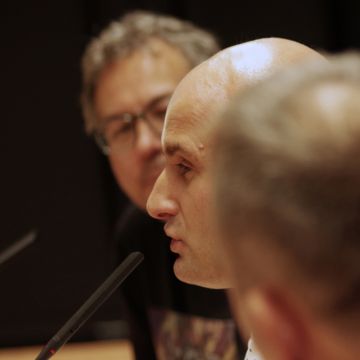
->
xmin=170 ymin=238 xmax=184 ymax=253
xmin=164 ymin=226 xmax=185 ymax=253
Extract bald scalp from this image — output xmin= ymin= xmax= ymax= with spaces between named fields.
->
xmin=174 ymin=37 xmax=325 ymax=102
xmin=164 ymin=37 xmax=325 ymax=144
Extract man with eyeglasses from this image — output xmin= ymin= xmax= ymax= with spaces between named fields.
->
xmin=81 ymin=10 xmax=245 ymax=360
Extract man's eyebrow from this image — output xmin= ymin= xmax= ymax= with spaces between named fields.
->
xmin=164 ymin=143 xmax=181 ymax=156
xmin=102 ymin=93 xmax=172 ymax=124
xmin=164 ymin=143 xmax=199 ymax=164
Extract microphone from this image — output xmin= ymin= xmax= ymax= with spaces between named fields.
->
xmin=0 ymin=230 xmax=36 ymax=266
xmin=35 ymin=251 xmax=144 ymax=360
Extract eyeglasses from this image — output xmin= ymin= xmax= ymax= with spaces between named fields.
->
xmin=94 ymin=96 xmax=170 ymax=155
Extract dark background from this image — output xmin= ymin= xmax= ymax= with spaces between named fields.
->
xmin=1 ymin=0 xmax=359 ymax=347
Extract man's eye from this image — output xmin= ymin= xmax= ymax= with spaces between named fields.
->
xmin=176 ymin=163 xmax=191 ymax=175
xmin=106 ymin=121 xmax=132 ymax=140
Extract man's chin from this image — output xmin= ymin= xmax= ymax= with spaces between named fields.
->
xmin=173 ymin=257 xmax=233 ymax=289
xmin=172 ymin=256 xmax=192 ymax=283
xmin=173 ymin=257 xmax=214 ymax=288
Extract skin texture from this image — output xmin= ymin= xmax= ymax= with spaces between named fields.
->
xmin=94 ymin=38 xmax=191 ymax=209
xmin=147 ymin=38 xmax=324 ymax=289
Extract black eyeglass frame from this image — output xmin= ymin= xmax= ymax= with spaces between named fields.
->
xmin=93 ymin=94 xmax=171 ymax=155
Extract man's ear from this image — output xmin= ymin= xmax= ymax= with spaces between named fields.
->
xmin=241 ymin=286 xmax=311 ymax=360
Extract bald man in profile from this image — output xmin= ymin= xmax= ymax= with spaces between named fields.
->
xmin=146 ymin=37 xmax=325 ymax=358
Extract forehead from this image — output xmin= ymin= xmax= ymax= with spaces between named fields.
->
xmin=95 ymin=39 xmax=191 ymax=112
xmin=162 ymin=65 xmax=231 ymax=157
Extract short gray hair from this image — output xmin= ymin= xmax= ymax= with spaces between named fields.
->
xmin=81 ymin=10 xmax=220 ymax=134
xmin=215 ymin=52 xmax=360 ymax=330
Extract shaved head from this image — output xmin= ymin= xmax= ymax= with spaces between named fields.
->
xmin=147 ymin=38 xmax=325 ymax=289
xmin=165 ymin=38 xmax=324 ymax=133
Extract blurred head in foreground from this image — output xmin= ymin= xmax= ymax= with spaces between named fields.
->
xmin=81 ymin=10 xmax=219 ymax=208
xmin=147 ymin=37 xmax=324 ymax=289
xmin=213 ymin=53 xmax=360 ymax=360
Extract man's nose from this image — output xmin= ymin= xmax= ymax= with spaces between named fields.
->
xmin=134 ymin=119 xmax=162 ymax=159
xmin=146 ymin=170 xmax=178 ymax=221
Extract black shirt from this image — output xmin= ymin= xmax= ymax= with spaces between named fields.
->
xmin=116 ymin=205 xmax=245 ymax=360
